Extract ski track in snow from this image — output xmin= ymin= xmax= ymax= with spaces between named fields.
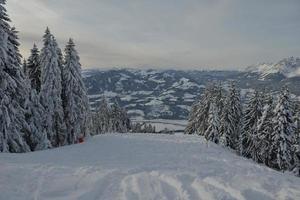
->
xmin=0 ymin=134 xmax=300 ymax=200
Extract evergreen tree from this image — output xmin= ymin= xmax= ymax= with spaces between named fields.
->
xmin=293 ymin=101 xmax=300 ymax=143
xmin=39 ymin=28 xmax=66 ymax=147
xmin=185 ymin=85 xmax=215 ymax=135
xmin=293 ymin=145 xmax=300 ymax=176
xmin=214 ymin=83 xmax=224 ymax=116
xmin=292 ymin=101 xmax=300 ymax=175
xmin=239 ymin=90 xmax=263 ymax=160
xmin=25 ymin=89 xmax=51 ymax=151
xmin=92 ymin=96 xmax=111 ymax=134
xmin=53 ymin=38 xmax=64 ymax=86
xmin=110 ymin=103 xmax=130 ymax=133
xmin=131 ymin=122 xmax=143 ymax=133
xmin=257 ymin=94 xmax=274 ymax=166
xmin=204 ymin=101 xmax=220 ymax=143
xmin=22 ymin=59 xmax=27 ymax=76
xmin=271 ymin=88 xmax=295 ymax=171
xmin=184 ymin=101 xmax=200 ymax=134
xmin=27 ymin=44 xmax=41 ymax=92
xmin=62 ymin=39 xmax=91 ymax=144
xmin=219 ymin=82 xmax=242 ymax=150
xmin=53 ymin=38 xmax=63 ymax=71
xmin=0 ymin=1 xmax=31 ymax=152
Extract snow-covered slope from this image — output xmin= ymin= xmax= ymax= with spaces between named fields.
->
xmin=246 ymin=57 xmax=300 ymax=79
xmin=1 ymin=134 xmax=299 ymax=200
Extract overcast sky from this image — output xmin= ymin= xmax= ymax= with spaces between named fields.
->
xmin=6 ymin=0 xmax=300 ymax=70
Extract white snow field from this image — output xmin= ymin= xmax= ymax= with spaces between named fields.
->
xmin=1 ymin=134 xmax=300 ymax=200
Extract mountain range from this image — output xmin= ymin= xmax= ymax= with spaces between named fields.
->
xmin=83 ymin=57 xmax=300 ymax=120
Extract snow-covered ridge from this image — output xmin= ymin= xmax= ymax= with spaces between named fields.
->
xmin=246 ymin=57 xmax=300 ymax=78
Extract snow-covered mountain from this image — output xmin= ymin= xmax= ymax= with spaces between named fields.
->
xmin=1 ymin=133 xmax=300 ymax=199
xmin=246 ymin=57 xmax=300 ymax=79
xmin=83 ymin=69 xmax=236 ymax=119
xmin=83 ymin=60 xmax=300 ymax=120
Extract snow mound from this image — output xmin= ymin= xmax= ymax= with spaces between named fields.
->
xmin=246 ymin=57 xmax=300 ymax=79
xmin=1 ymin=134 xmax=300 ymax=200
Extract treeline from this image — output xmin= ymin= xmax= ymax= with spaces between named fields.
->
xmin=91 ymin=97 xmax=157 ymax=134
xmin=131 ymin=122 xmax=156 ymax=133
xmin=185 ymin=83 xmax=300 ymax=176
xmin=0 ymin=1 xmax=90 ymax=152
xmin=92 ymin=97 xmax=131 ymax=134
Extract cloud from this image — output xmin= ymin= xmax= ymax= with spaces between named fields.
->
xmin=6 ymin=0 xmax=300 ymax=70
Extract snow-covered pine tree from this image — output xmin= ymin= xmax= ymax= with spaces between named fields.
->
xmin=62 ymin=39 xmax=91 ymax=144
xmin=22 ymin=59 xmax=27 ymax=76
xmin=292 ymin=100 xmax=300 ymax=175
xmin=293 ymin=101 xmax=300 ymax=143
xmin=185 ymin=84 xmax=217 ymax=135
xmin=219 ymin=82 xmax=242 ymax=150
xmin=110 ymin=103 xmax=130 ymax=133
xmin=110 ymin=103 xmax=118 ymax=133
xmin=27 ymin=44 xmax=41 ymax=92
xmin=184 ymin=101 xmax=200 ymax=134
xmin=152 ymin=124 xmax=156 ymax=133
xmin=92 ymin=96 xmax=111 ymax=134
xmin=293 ymin=145 xmax=300 ymax=176
xmin=131 ymin=122 xmax=143 ymax=133
xmin=256 ymin=93 xmax=274 ymax=166
xmin=21 ymin=58 xmax=50 ymax=151
xmin=204 ymin=101 xmax=220 ymax=144
xmin=214 ymin=83 xmax=224 ymax=116
xmin=25 ymin=89 xmax=51 ymax=151
xmin=239 ymin=90 xmax=263 ymax=160
xmin=0 ymin=1 xmax=31 ymax=152
xmin=271 ymin=88 xmax=295 ymax=171
xmin=39 ymin=28 xmax=66 ymax=147
xmin=53 ymin=38 xmax=64 ymax=82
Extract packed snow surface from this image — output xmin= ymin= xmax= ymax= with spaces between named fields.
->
xmin=1 ymin=134 xmax=300 ymax=200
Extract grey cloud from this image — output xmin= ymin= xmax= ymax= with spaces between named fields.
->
xmin=7 ymin=0 xmax=300 ymax=70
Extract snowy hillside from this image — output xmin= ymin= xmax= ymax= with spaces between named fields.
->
xmin=246 ymin=57 xmax=300 ymax=79
xmin=1 ymin=134 xmax=300 ymax=200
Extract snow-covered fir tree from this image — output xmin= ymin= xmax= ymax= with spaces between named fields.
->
xmin=26 ymin=44 xmax=41 ymax=92
xmin=25 ymin=89 xmax=51 ymax=151
xmin=62 ymin=39 xmax=91 ymax=144
xmin=39 ymin=28 xmax=66 ymax=147
xmin=92 ymin=96 xmax=112 ymax=134
xmin=53 ymin=38 xmax=64 ymax=83
xmin=256 ymin=94 xmax=274 ymax=166
xmin=293 ymin=145 xmax=300 ymax=176
xmin=184 ymin=101 xmax=200 ymax=134
xmin=239 ymin=90 xmax=263 ymax=160
xmin=110 ymin=102 xmax=131 ymax=133
xmin=204 ymin=101 xmax=220 ymax=143
xmin=0 ymin=1 xmax=31 ymax=152
xmin=92 ymin=97 xmax=131 ymax=134
xmin=271 ymin=88 xmax=295 ymax=171
xmin=131 ymin=122 xmax=156 ymax=133
xmin=131 ymin=122 xmax=143 ymax=133
xmin=293 ymin=101 xmax=300 ymax=143
xmin=292 ymin=101 xmax=300 ymax=175
xmin=185 ymin=84 xmax=218 ymax=135
xmin=219 ymin=82 xmax=242 ymax=150
xmin=22 ymin=59 xmax=27 ymax=76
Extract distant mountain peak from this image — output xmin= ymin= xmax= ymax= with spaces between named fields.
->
xmin=246 ymin=57 xmax=300 ymax=79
